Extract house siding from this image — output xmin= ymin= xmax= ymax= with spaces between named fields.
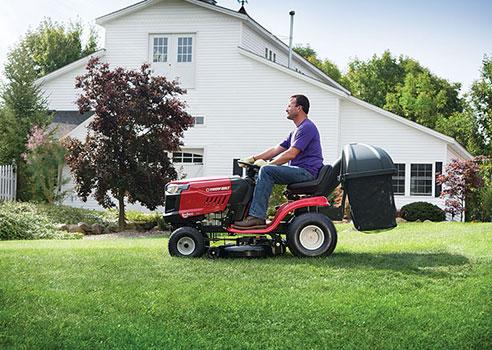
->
xmin=240 ymin=23 xmax=322 ymax=81
xmin=39 ymin=64 xmax=88 ymax=110
xmin=447 ymin=146 xmax=461 ymax=164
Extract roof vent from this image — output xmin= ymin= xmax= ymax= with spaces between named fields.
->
xmin=200 ymin=0 xmax=217 ymax=4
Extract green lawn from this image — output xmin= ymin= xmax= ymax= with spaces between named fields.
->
xmin=1 ymin=222 xmax=491 ymax=350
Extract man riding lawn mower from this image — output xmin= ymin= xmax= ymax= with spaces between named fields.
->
xmin=164 ymin=95 xmax=397 ymax=258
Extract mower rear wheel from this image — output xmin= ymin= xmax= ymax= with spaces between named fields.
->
xmin=168 ymin=227 xmax=206 ymax=257
xmin=287 ymin=213 xmax=337 ymax=257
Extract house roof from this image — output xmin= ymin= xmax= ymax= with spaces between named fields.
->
xmin=50 ymin=111 xmax=95 ymax=138
xmin=239 ymin=47 xmax=473 ymax=160
xmin=95 ymin=0 xmax=350 ymax=94
xmin=35 ymin=49 xmax=106 ymax=85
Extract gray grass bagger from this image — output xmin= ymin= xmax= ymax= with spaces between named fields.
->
xmin=164 ymin=143 xmax=397 ymax=258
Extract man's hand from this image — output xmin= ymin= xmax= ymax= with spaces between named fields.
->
xmin=238 ymin=155 xmax=255 ymax=168
xmin=253 ymin=159 xmax=270 ymax=167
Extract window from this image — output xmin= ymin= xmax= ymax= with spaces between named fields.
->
xmin=177 ymin=37 xmax=193 ymax=63
xmin=410 ymin=164 xmax=432 ymax=196
xmin=190 ymin=116 xmax=205 ymax=127
xmin=265 ymin=48 xmax=276 ymax=62
xmin=172 ymin=152 xmax=203 ymax=164
xmin=153 ymin=37 xmax=168 ymax=62
xmin=392 ymin=164 xmax=405 ymax=195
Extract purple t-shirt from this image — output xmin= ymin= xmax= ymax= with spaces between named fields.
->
xmin=279 ymin=118 xmax=323 ymax=177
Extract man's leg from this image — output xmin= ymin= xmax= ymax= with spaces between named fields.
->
xmin=234 ymin=165 xmax=314 ymax=228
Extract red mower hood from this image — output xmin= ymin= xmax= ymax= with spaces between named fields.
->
xmin=169 ymin=176 xmax=239 ymax=185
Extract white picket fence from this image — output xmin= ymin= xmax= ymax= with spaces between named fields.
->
xmin=0 ymin=164 xmax=16 ymax=201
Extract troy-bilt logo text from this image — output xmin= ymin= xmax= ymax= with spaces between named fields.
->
xmin=206 ymin=186 xmax=230 ymax=192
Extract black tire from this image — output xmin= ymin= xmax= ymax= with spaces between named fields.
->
xmin=287 ymin=213 xmax=337 ymax=257
xmin=168 ymin=227 xmax=206 ymax=258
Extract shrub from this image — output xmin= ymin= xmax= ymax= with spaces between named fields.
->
xmin=0 ymin=202 xmax=82 ymax=240
xmin=21 ymin=125 xmax=68 ymax=203
xmin=35 ymin=203 xmax=107 ymax=225
xmin=104 ymin=209 xmax=167 ymax=230
xmin=400 ymin=202 xmax=446 ymax=222
xmin=267 ymin=185 xmax=287 ymax=217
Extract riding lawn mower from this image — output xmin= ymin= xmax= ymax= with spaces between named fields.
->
xmin=163 ymin=143 xmax=397 ymax=258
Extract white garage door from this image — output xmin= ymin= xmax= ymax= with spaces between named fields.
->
xmin=172 ymin=148 xmax=204 ymax=178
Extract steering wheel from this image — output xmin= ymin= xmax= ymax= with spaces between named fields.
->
xmin=237 ymin=161 xmax=260 ymax=169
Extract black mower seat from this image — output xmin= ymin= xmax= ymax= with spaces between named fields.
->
xmin=287 ymin=158 xmax=341 ymax=196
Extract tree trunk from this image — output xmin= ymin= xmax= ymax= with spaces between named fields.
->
xmin=118 ymin=194 xmax=126 ymax=229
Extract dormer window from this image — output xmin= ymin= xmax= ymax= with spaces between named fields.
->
xmin=265 ymin=47 xmax=276 ymax=62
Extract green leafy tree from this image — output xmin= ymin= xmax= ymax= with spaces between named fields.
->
xmin=0 ymin=42 xmax=50 ymax=164
xmin=0 ymin=18 xmax=98 ymax=199
xmin=385 ymin=69 xmax=463 ymax=129
xmin=64 ymin=58 xmax=193 ymax=228
xmin=469 ymin=55 xmax=492 ymax=155
xmin=435 ymin=110 xmax=487 ymax=156
xmin=344 ymin=51 xmax=463 ymax=130
xmin=345 ymin=51 xmax=406 ymax=108
xmin=24 ymin=18 xmax=98 ymax=77
xmin=293 ymin=44 xmax=344 ymax=85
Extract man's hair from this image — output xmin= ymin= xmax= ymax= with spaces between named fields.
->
xmin=291 ymin=94 xmax=310 ymax=114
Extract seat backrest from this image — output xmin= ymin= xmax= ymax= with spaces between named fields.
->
xmin=315 ymin=157 xmax=341 ymax=196
xmin=286 ymin=157 xmax=342 ymax=196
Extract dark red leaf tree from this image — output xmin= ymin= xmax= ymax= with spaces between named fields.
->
xmin=64 ymin=58 xmax=193 ymax=228
xmin=436 ymin=157 xmax=486 ymax=221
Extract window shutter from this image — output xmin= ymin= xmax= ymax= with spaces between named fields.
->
xmin=435 ymin=162 xmax=443 ymax=197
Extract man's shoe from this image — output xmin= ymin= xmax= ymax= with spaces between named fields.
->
xmin=232 ymin=216 xmax=267 ymax=230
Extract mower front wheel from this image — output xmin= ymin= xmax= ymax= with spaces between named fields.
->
xmin=168 ymin=227 xmax=206 ymax=258
xmin=287 ymin=213 xmax=337 ymax=257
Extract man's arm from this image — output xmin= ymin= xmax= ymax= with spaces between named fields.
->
xmin=254 ymin=145 xmax=286 ymax=161
xmin=270 ymin=147 xmax=300 ymax=165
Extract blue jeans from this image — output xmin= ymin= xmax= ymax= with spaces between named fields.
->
xmin=249 ymin=165 xmax=314 ymax=219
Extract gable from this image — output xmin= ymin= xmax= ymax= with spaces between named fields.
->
xmin=340 ymin=99 xmax=447 ymax=162
xmin=96 ymin=0 xmax=348 ymax=94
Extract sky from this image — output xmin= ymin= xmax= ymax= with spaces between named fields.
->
xmin=1 ymin=0 xmax=491 ymax=92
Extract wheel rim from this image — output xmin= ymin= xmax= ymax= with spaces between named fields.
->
xmin=299 ymin=225 xmax=325 ymax=250
xmin=177 ymin=237 xmax=196 ymax=255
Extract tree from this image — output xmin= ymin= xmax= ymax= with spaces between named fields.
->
xmin=435 ymin=110 xmax=487 ymax=156
xmin=0 ymin=18 xmax=98 ymax=199
xmin=436 ymin=157 xmax=485 ymax=221
xmin=24 ymin=18 xmax=98 ymax=78
xmin=293 ymin=44 xmax=344 ymax=85
xmin=345 ymin=51 xmax=406 ymax=108
xmin=0 ymin=42 xmax=51 ymax=164
xmin=344 ymin=51 xmax=464 ymax=129
xmin=64 ymin=58 xmax=193 ymax=228
xmin=384 ymin=67 xmax=463 ymax=129
xmin=469 ymin=55 xmax=492 ymax=156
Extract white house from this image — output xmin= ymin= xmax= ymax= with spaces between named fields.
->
xmin=36 ymin=0 xmax=471 ymax=213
